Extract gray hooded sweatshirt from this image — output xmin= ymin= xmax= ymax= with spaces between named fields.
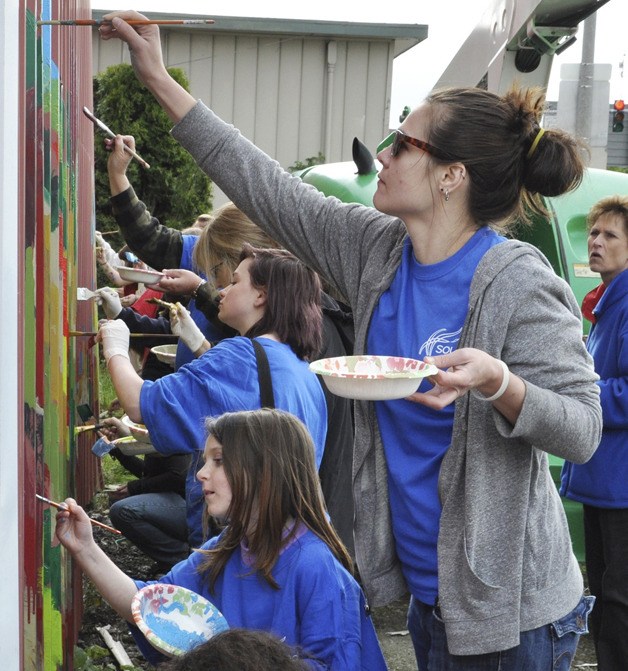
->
xmin=172 ymin=102 xmax=601 ymax=655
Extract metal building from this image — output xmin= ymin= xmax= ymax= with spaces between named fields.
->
xmin=91 ymin=10 xmax=427 ymax=205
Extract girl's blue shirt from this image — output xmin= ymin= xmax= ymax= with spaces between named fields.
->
xmin=132 ymin=529 xmax=387 ymax=670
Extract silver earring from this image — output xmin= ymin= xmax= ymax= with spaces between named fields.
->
xmin=444 ymin=189 xmax=450 ymax=202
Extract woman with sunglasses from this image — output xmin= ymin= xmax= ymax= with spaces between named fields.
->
xmin=100 ymin=13 xmax=602 ymax=670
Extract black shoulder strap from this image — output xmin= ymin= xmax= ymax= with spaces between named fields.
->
xmin=251 ymin=338 xmax=275 ymax=408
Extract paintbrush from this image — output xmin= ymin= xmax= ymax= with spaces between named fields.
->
xmin=82 ymin=107 xmax=150 ymax=169
xmin=38 ymin=19 xmax=215 ymax=26
xmin=69 ymin=330 xmax=179 ymax=338
xmin=74 ymin=423 xmax=106 ymax=434
xmin=36 ymin=494 xmax=122 ymax=534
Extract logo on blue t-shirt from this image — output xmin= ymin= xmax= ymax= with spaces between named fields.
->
xmin=418 ymin=327 xmax=462 ymax=357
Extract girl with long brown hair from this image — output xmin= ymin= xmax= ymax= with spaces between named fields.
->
xmin=54 ymin=410 xmax=386 ymax=669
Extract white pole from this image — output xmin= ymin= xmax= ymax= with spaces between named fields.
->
xmin=325 ymin=41 xmax=337 ymax=163
xmin=0 ymin=0 xmax=22 ymax=666
xmin=576 ymin=14 xmax=596 ymax=145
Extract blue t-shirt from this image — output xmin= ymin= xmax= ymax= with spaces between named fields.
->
xmin=367 ymin=229 xmax=505 ymax=604
xmin=175 ymin=235 xmax=224 ymax=370
xmin=132 ymin=528 xmax=387 ymax=670
xmin=140 ymin=337 xmax=327 ymax=546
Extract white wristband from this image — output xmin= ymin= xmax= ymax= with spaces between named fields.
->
xmin=472 ymin=359 xmax=510 ymax=402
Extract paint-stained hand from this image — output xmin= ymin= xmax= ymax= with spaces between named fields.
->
xmin=99 ymin=416 xmax=130 ymax=441
xmin=97 ymin=319 xmax=131 ymax=363
xmin=54 ymin=498 xmax=95 ymax=553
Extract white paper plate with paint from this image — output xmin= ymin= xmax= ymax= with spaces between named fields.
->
xmin=151 ymin=344 xmax=178 ymax=367
xmin=121 ymin=415 xmax=152 ymax=444
xmin=117 ymin=267 xmax=164 ymax=285
xmin=132 ymin=583 xmax=229 ymax=657
xmin=309 ymin=355 xmax=437 ymax=400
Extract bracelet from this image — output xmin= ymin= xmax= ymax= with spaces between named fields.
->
xmin=472 ymin=359 xmax=510 ymax=402
xmin=191 ymin=280 xmax=207 ymax=299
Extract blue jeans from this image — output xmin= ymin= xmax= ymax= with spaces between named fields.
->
xmin=407 ymin=594 xmax=594 ymax=671
xmin=109 ymin=492 xmax=189 ymax=568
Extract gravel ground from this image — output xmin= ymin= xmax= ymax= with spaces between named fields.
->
xmin=77 ymin=495 xmax=598 ymax=670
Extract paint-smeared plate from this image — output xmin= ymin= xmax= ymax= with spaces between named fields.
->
xmin=121 ymin=415 xmax=152 ymax=444
xmin=151 ymin=344 xmax=177 ymax=367
xmin=117 ymin=267 xmax=164 ymax=285
xmin=113 ymin=435 xmax=156 ymax=456
xmin=132 ymin=583 xmax=229 ymax=657
xmin=309 ymin=355 xmax=437 ymax=400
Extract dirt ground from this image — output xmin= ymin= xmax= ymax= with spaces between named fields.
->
xmin=78 ymin=495 xmax=599 ymax=670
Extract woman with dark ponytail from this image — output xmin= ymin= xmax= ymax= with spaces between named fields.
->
xmin=101 ymin=14 xmax=602 ymax=670
xmin=424 ymin=87 xmax=585 ymax=225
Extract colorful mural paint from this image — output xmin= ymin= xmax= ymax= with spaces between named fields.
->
xmin=13 ymin=0 xmax=100 ymax=668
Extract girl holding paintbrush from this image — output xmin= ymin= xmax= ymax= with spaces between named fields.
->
xmin=54 ymin=409 xmax=386 ymax=669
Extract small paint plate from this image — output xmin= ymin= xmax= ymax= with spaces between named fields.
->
xmin=309 ymin=355 xmax=437 ymax=400
xmin=121 ymin=415 xmax=152 ymax=444
xmin=117 ymin=267 xmax=164 ymax=285
xmin=132 ymin=584 xmax=229 ymax=657
xmin=151 ymin=344 xmax=178 ymax=367
xmin=113 ymin=435 xmax=157 ymax=456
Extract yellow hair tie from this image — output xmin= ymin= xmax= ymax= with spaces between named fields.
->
xmin=526 ymin=128 xmax=545 ymax=159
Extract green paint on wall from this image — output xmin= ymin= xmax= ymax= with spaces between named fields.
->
xmin=25 ymin=11 xmax=36 ymax=90
xmin=41 ymin=578 xmax=65 ymax=669
xmin=41 ymin=511 xmax=64 ymax=629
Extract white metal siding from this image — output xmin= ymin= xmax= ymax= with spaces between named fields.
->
xmin=93 ymin=28 xmax=399 ymax=204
